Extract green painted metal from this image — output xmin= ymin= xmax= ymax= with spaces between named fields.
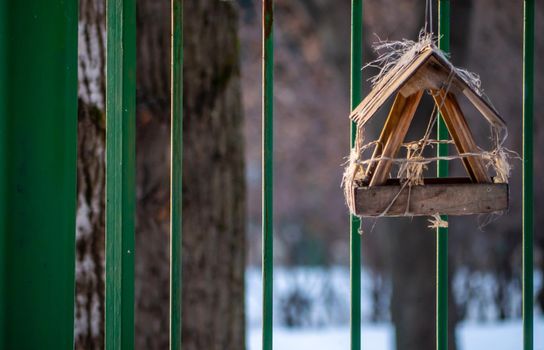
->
xmin=105 ymin=0 xmax=136 ymax=348
xmin=350 ymin=1 xmax=363 ymax=349
xmin=0 ymin=0 xmax=78 ymax=348
xmin=437 ymin=1 xmax=450 ymax=350
xmin=262 ymin=1 xmax=274 ymax=349
xmin=0 ymin=0 xmax=6 ymax=343
xmin=170 ymin=0 xmax=184 ymax=348
xmin=522 ymin=1 xmax=534 ymax=349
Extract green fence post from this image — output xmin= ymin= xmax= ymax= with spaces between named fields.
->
xmin=437 ymin=1 xmax=450 ymax=350
xmin=0 ymin=1 xmax=6 ymax=342
xmin=350 ymin=1 xmax=363 ymax=349
xmin=262 ymin=1 xmax=274 ymax=349
xmin=0 ymin=0 xmax=78 ymax=348
xmin=170 ymin=0 xmax=184 ymax=349
xmin=105 ymin=0 xmax=136 ymax=348
xmin=522 ymin=1 xmax=534 ymax=349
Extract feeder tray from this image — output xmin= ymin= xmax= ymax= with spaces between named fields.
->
xmin=354 ymin=178 xmax=508 ymax=217
xmin=347 ymin=45 xmax=509 ymax=217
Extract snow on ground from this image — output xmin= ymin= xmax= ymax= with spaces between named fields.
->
xmin=246 ymin=267 xmax=544 ymax=349
xmin=458 ymin=320 xmax=544 ymax=350
xmin=248 ymin=320 xmax=544 ymax=350
xmin=248 ymin=325 xmax=392 ymax=350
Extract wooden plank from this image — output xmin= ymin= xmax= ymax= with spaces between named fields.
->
xmin=351 ymin=47 xmax=506 ymax=130
xmin=428 ymin=51 xmax=507 ymax=128
xmin=383 ymin=177 xmax=472 ymax=185
xmin=365 ymin=93 xmax=411 ymax=181
xmin=399 ymin=60 xmax=446 ymax=97
xmin=354 ymin=183 xmax=508 ymax=217
xmin=462 ymin=88 xmax=507 ymax=128
xmin=433 ymin=90 xmax=490 ymax=183
xmin=399 ymin=56 xmax=467 ymax=97
xmin=350 ymin=48 xmax=433 ymax=126
xmin=369 ymin=90 xmax=423 ymax=186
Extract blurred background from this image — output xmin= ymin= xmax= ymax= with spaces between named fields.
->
xmin=75 ymin=0 xmax=543 ymax=349
xmin=242 ymin=1 xmax=544 ymax=349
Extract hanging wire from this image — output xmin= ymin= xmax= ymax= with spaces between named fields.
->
xmin=424 ymin=0 xmax=428 ymax=33
xmin=424 ymin=0 xmax=433 ymax=34
xmin=430 ymin=0 xmax=433 ymax=34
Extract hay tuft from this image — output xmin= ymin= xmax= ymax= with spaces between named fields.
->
xmin=428 ymin=214 xmax=449 ymax=229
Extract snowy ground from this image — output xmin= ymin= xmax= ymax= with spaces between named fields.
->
xmin=246 ymin=267 xmax=544 ymax=349
xmin=247 ymin=320 xmax=544 ymax=350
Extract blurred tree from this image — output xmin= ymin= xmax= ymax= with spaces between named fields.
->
xmin=180 ymin=1 xmax=246 ymax=349
xmin=76 ymin=0 xmax=245 ymax=349
xmin=75 ymin=0 xmax=107 ymax=347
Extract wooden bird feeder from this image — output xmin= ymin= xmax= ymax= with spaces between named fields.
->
xmin=347 ymin=45 xmax=509 ymax=217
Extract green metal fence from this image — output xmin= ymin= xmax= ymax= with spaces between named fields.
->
xmin=0 ymin=0 xmax=536 ymax=349
xmin=436 ymin=2 xmax=450 ymax=349
xmin=105 ymin=0 xmax=136 ymax=348
xmin=350 ymin=2 xmax=363 ymax=349
xmin=0 ymin=1 xmax=78 ymax=348
xmin=262 ymin=1 xmax=275 ymax=350
xmin=170 ymin=1 xmax=184 ymax=349
xmin=522 ymin=1 xmax=535 ymax=349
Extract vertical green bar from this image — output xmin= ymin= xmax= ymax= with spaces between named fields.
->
xmin=105 ymin=0 xmax=136 ymax=348
xmin=170 ymin=0 xmax=183 ymax=349
xmin=262 ymin=1 xmax=274 ymax=349
xmin=437 ymin=1 xmax=450 ymax=350
xmin=522 ymin=1 xmax=534 ymax=349
xmin=0 ymin=0 xmax=78 ymax=348
xmin=350 ymin=1 xmax=363 ymax=349
xmin=0 ymin=0 xmax=6 ymax=343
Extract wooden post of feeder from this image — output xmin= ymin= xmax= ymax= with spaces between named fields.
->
xmin=432 ymin=90 xmax=489 ymax=183
xmin=367 ymin=91 xmax=423 ymax=186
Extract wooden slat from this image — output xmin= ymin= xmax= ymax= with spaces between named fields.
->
xmin=350 ymin=48 xmax=433 ymax=126
xmin=383 ymin=177 xmax=472 ymax=185
xmin=462 ymin=88 xmax=507 ymax=129
xmin=428 ymin=52 xmax=507 ymax=128
xmin=349 ymin=48 xmax=507 ymax=131
xmin=369 ymin=91 xmax=423 ymax=186
xmin=365 ymin=93 xmax=409 ymax=181
xmin=399 ymin=60 xmax=446 ymax=97
xmin=432 ymin=90 xmax=490 ymax=183
xmin=354 ymin=183 xmax=508 ymax=217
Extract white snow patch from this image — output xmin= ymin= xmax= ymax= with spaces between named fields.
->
xmin=248 ymin=319 xmax=544 ymax=350
xmin=76 ymin=193 xmax=92 ymax=240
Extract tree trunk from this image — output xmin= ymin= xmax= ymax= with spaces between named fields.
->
xmin=389 ymin=218 xmax=436 ymax=350
xmin=75 ymin=1 xmax=245 ymax=349
xmin=75 ymin=0 xmax=107 ymax=347
xmin=181 ymin=1 xmax=246 ymax=349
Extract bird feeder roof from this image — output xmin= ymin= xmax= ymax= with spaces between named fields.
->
xmin=350 ymin=45 xmax=506 ymax=129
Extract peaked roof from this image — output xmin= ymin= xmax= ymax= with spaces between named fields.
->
xmin=350 ymin=45 xmax=506 ymax=129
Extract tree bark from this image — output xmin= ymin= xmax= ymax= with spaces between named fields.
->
xmin=389 ymin=218 xmax=436 ymax=350
xmin=180 ymin=1 xmax=246 ymax=349
xmin=75 ymin=0 xmax=106 ymax=347
xmin=75 ymin=1 xmax=245 ymax=349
